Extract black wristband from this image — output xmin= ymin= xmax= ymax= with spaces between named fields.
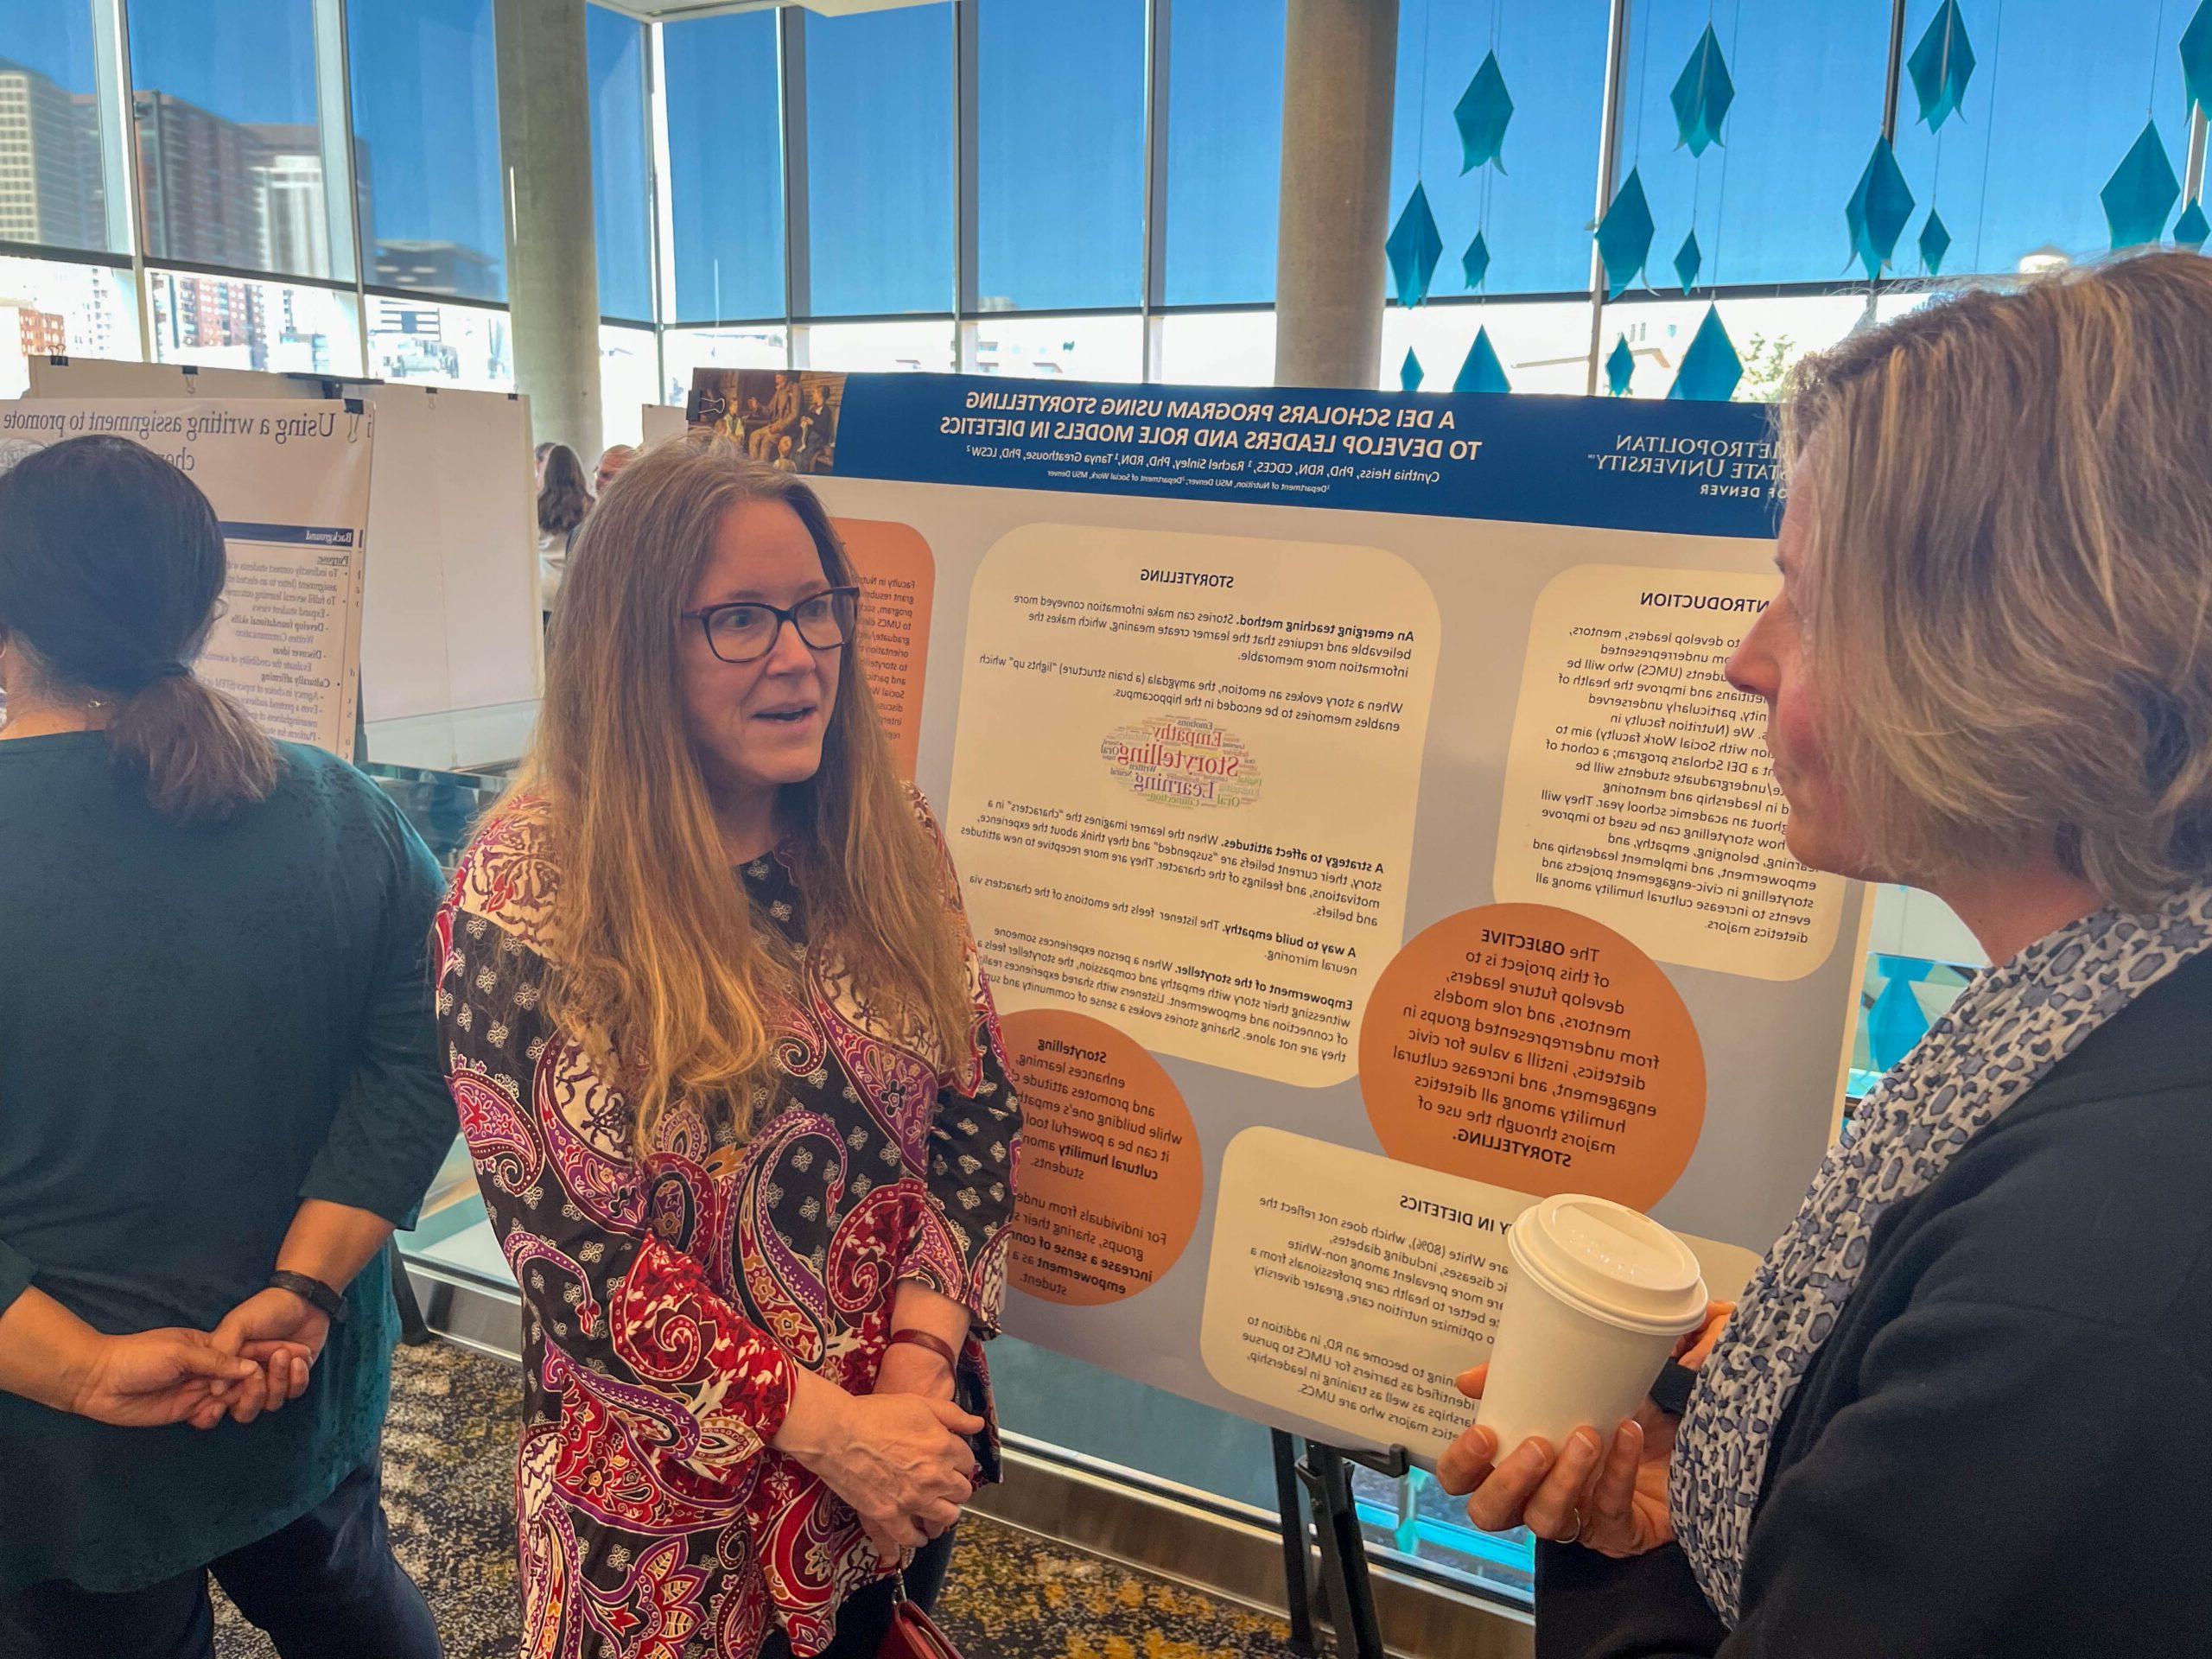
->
xmin=269 ymin=1269 xmax=349 ymax=1325
xmin=1649 ymin=1357 xmax=1698 ymax=1417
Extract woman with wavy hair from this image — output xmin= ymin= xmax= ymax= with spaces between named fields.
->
xmin=438 ymin=433 xmax=1020 ymax=1658
xmin=1444 ymin=251 xmax=2212 ymax=1656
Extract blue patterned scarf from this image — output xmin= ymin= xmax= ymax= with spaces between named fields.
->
xmin=1671 ymin=882 xmax=2212 ymax=1624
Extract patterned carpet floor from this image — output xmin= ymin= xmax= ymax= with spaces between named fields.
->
xmin=214 ymin=1340 xmax=1302 ymax=1659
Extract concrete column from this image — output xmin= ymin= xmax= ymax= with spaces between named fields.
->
xmin=1274 ymin=0 xmax=1399 ymax=390
xmin=494 ymin=0 xmax=601 ymax=460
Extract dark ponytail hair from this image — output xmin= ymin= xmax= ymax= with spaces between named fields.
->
xmin=0 ymin=435 xmax=278 ymax=825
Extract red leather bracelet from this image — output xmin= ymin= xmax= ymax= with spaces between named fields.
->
xmin=887 ymin=1328 xmax=960 ymax=1370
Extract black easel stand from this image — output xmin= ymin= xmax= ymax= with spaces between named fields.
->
xmin=1272 ymin=1429 xmax=1409 ymax=1658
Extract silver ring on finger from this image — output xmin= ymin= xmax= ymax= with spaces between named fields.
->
xmin=1554 ymin=1512 xmax=1583 ymax=1546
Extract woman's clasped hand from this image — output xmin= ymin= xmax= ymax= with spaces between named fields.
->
xmin=775 ymin=1369 xmax=985 ymax=1560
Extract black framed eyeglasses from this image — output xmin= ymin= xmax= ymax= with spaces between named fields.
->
xmin=679 ymin=585 xmax=861 ymax=664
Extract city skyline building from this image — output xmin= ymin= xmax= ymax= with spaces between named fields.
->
xmin=0 ymin=59 xmax=105 ymax=251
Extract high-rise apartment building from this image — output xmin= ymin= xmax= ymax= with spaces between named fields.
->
xmin=135 ymin=89 xmax=268 ymax=272
xmin=0 ymin=60 xmax=105 ymax=250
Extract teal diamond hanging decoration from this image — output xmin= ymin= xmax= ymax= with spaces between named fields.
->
xmin=1400 ymin=348 xmax=1425 ymax=392
xmin=1669 ymin=24 xmax=1736 ymax=156
xmin=1453 ymin=327 xmax=1511 ymax=394
xmin=1919 ymin=210 xmax=1953 ymax=274
xmin=2183 ymin=0 xmax=2212 ymax=119
xmin=1597 ymin=168 xmax=1656 ymax=299
xmin=1387 ymin=182 xmax=1445 ymax=307
xmin=1454 ymin=51 xmax=1515 ymax=174
xmin=2177 ymin=197 xmax=2210 ymax=250
xmin=1674 ymin=230 xmax=1702 ymax=294
xmin=1844 ymin=138 xmax=1916 ymax=278
xmin=1605 ymin=334 xmax=1635 ymax=396
xmin=1462 ymin=233 xmax=1492 ymax=290
xmin=2103 ymin=121 xmax=2181 ymax=250
xmin=1906 ymin=0 xmax=1976 ymax=132
xmin=1668 ymin=305 xmax=1743 ymax=403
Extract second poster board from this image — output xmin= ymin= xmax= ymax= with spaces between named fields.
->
xmin=23 ymin=359 xmax=539 ymax=724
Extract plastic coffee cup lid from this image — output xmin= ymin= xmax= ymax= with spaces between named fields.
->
xmin=1508 ymin=1194 xmax=1708 ymax=1336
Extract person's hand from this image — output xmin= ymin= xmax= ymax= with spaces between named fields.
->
xmin=775 ymin=1373 xmax=982 ymax=1557
xmin=1436 ymin=1300 xmax=1736 ymax=1558
xmin=67 ymin=1329 xmax=264 ymax=1427
xmin=1438 ymin=1366 xmax=1678 ymax=1558
xmin=872 ymin=1339 xmax=959 ymax=1405
xmin=200 ymin=1287 xmax=330 ymax=1427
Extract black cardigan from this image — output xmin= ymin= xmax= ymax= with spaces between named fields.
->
xmin=1535 ymin=950 xmax=2212 ymax=1659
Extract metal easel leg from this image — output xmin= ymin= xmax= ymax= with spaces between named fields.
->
xmin=1291 ymin=1440 xmax=1405 ymax=1659
xmin=1272 ymin=1429 xmax=1321 ymax=1656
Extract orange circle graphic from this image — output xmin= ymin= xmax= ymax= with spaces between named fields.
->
xmin=1001 ymin=1009 xmax=1203 ymax=1307
xmin=1359 ymin=904 xmax=1705 ymax=1207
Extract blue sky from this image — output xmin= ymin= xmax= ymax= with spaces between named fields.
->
xmin=5 ymin=0 xmax=2204 ymax=318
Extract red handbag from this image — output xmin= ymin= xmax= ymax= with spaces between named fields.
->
xmin=877 ymin=1572 xmax=963 ymax=1659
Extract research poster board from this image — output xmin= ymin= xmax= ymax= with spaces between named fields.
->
xmin=0 ymin=397 xmax=372 ymax=757
xmin=709 ymin=375 xmax=1869 ymax=1464
xmin=26 ymin=358 xmax=540 ymax=723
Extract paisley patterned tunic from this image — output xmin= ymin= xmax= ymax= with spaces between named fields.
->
xmin=434 ymin=791 xmax=1021 ymax=1658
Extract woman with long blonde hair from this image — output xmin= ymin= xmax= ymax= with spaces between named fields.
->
xmin=438 ymin=432 xmax=1020 ymax=1657
xmin=1444 ymin=252 xmax=2212 ymax=1655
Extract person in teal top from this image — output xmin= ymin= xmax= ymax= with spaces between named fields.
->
xmin=0 ymin=436 xmax=455 ymax=1658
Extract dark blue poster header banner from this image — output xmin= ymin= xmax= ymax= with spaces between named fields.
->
xmin=827 ymin=373 xmax=1783 ymax=538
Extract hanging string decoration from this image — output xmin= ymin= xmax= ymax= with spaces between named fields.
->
xmin=2103 ymin=123 xmax=2181 ymax=248
xmin=1386 ymin=181 xmax=1446 ymax=307
xmin=1907 ymin=1 xmax=1977 ymax=130
xmin=2183 ymin=0 xmax=2212 ymax=118
xmin=1605 ymin=335 xmax=1637 ymax=397
xmin=1669 ymin=304 xmax=1743 ymax=402
xmin=1918 ymin=211 xmax=1955 ymax=274
xmin=1674 ymin=230 xmax=1703 ymax=294
xmin=1597 ymin=169 xmax=1656 ymax=299
xmin=1455 ymin=52 xmax=1515 ymax=172
xmin=1461 ymin=232 xmax=1493 ymax=289
xmin=1845 ymin=139 xmax=1916 ymax=279
xmin=1400 ymin=348 xmax=1426 ymax=391
xmin=2176 ymin=197 xmax=2210 ymax=249
xmin=1906 ymin=0 xmax=1975 ymax=272
xmin=1454 ymin=327 xmax=1511 ymax=394
xmin=1669 ymin=23 xmax=1736 ymax=156
xmin=1457 ymin=4 xmax=1513 ymax=298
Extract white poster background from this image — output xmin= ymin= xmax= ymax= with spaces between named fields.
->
xmin=0 ymin=399 xmax=372 ymax=757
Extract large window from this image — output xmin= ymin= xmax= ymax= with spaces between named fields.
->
xmin=148 ymin=265 xmax=362 ymax=376
xmin=0 ymin=254 xmax=139 ymax=394
xmin=974 ymin=0 xmax=1145 ymax=312
xmin=664 ymin=10 xmax=783 ymax=325
xmin=795 ymin=317 xmax=954 ymax=373
xmin=970 ymin=311 xmax=1144 ymax=380
xmin=599 ymin=321 xmax=657 ymax=445
xmin=1160 ymin=0 xmax=1286 ymax=307
xmin=346 ymin=0 xmax=504 ymax=302
xmin=130 ymin=0 xmax=346 ymax=283
xmin=803 ymin=3 xmax=954 ymax=317
xmin=1620 ymin=1 xmax=1892 ymax=289
xmin=587 ymin=3 xmax=652 ymax=323
xmin=663 ymin=324 xmax=788 ymax=408
xmin=1389 ymin=1 xmax=1611 ymax=296
xmin=366 ymin=290 xmax=510 ymax=389
xmin=0 ymin=1 xmax=118 ymax=256
xmin=1894 ymin=0 xmax=2199 ymax=274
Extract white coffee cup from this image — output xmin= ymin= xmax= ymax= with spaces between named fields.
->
xmin=1474 ymin=1194 xmax=1709 ymax=1458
